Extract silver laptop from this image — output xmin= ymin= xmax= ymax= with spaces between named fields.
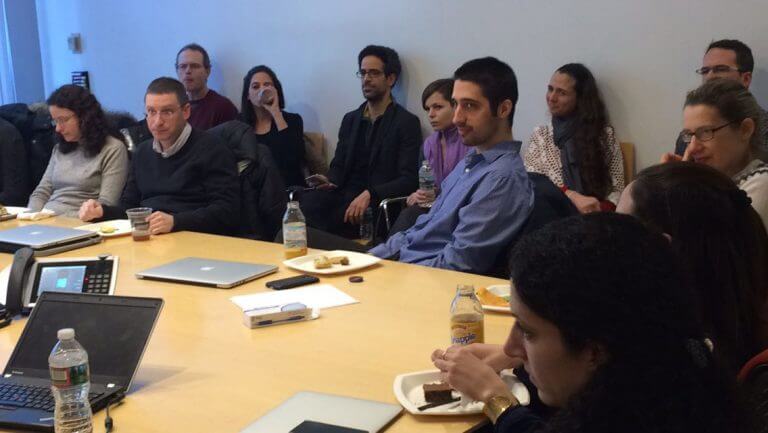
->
xmin=135 ymin=257 xmax=277 ymax=288
xmin=241 ymin=391 xmax=402 ymax=433
xmin=0 ymin=224 xmax=101 ymax=256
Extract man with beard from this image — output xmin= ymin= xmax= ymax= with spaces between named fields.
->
xmin=299 ymin=45 xmax=422 ymax=237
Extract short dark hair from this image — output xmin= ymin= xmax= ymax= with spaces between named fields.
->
xmin=47 ymin=84 xmax=123 ymax=156
xmin=240 ymin=65 xmax=286 ymax=126
xmin=145 ymin=77 xmax=189 ymax=106
xmin=510 ymin=212 xmax=749 ymax=432
xmin=357 ymin=45 xmax=401 ymax=85
xmin=421 ymin=78 xmax=454 ymax=110
xmin=707 ymin=39 xmax=754 ymax=73
xmin=631 ymin=162 xmax=768 ymax=374
xmin=176 ymin=43 xmax=211 ymax=69
xmin=453 ymin=57 xmax=518 ymax=125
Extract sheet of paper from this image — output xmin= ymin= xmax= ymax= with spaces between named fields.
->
xmin=230 ymin=284 xmax=358 ymax=311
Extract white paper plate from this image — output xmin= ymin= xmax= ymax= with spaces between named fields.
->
xmin=0 ymin=207 xmax=28 ymax=221
xmin=283 ymin=250 xmax=381 ymax=275
xmin=76 ymin=219 xmax=132 ymax=238
xmin=478 ymin=284 xmax=511 ymax=313
xmin=393 ymin=369 xmax=529 ymax=415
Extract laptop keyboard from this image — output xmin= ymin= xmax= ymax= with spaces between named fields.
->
xmin=0 ymin=383 xmax=103 ymax=412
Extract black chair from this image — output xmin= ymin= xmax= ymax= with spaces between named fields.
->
xmin=209 ymin=120 xmax=287 ymax=241
xmin=487 ymin=172 xmax=578 ymax=278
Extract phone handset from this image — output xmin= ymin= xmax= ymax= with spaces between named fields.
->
xmin=6 ymin=247 xmax=34 ymax=315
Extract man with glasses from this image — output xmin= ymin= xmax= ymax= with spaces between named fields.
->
xmin=175 ymin=43 xmax=238 ymax=130
xmin=299 ymin=45 xmax=421 ymax=237
xmin=78 ymin=77 xmax=240 ymax=235
xmin=674 ymin=39 xmax=768 ymax=156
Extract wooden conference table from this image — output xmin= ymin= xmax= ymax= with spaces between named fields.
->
xmin=0 ymin=217 xmax=513 ymax=433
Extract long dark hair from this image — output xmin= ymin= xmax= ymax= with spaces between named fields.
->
xmin=630 ymin=162 xmax=768 ymax=374
xmin=510 ymin=213 xmax=750 ymax=433
xmin=47 ymin=85 xmax=124 ymax=156
xmin=240 ymin=65 xmax=285 ymax=126
xmin=555 ymin=63 xmax=612 ymax=200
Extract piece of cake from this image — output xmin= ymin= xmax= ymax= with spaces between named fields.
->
xmin=329 ymin=256 xmax=350 ymax=265
xmin=314 ymin=255 xmax=332 ymax=269
xmin=423 ymin=382 xmax=454 ymax=404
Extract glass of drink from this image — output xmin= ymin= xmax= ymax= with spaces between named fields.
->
xmin=126 ymin=207 xmax=152 ymax=241
xmin=257 ymin=87 xmax=276 ymax=107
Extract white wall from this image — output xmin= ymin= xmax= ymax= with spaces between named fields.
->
xmin=34 ymin=0 xmax=768 ymax=171
xmin=4 ymin=0 xmax=44 ymax=103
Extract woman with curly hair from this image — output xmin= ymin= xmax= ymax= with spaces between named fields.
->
xmin=27 ymin=85 xmax=129 ymax=217
xmin=524 ymin=63 xmax=624 ymax=213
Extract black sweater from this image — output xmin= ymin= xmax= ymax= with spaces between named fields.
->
xmin=102 ymin=128 xmax=240 ymax=235
xmin=253 ymin=111 xmax=306 ymax=188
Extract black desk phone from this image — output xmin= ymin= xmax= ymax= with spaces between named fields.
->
xmin=4 ymin=247 xmax=118 ymax=316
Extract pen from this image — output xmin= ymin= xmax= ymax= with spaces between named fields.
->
xmin=256 ymin=315 xmax=307 ymax=326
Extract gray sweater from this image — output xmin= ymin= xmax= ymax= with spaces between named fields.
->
xmin=27 ymin=136 xmax=129 ymax=217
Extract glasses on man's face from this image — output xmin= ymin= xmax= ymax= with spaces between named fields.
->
xmin=50 ymin=115 xmax=75 ymax=127
xmin=679 ymin=121 xmax=737 ymax=143
xmin=176 ymin=63 xmax=204 ymax=72
xmin=695 ymin=65 xmax=742 ymax=76
xmin=145 ymin=106 xmax=182 ymax=120
xmin=356 ymin=69 xmax=384 ymax=79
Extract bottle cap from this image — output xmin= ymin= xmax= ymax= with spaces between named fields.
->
xmin=57 ymin=328 xmax=75 ymax=340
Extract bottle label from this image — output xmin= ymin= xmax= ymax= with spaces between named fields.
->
xmin=50 ymin=363 xmax=89 ymax=388
xmin=450 ymin=318 xmax=484 ymax=345
xmin=283 ymin=223 xmax=307 ymax=249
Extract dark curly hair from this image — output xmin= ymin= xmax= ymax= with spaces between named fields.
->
xmin=555 ymin=63 xmax=612 ymax=200
xmin=630 ymin=162 xmax=768 ymax=375
xmin=240 ymin=65 xmax=285 ymax=127
xmin=47 ymin=85 xmax=124 ymax=156
xmin=510 ymin=213 xmax=751 ymax=433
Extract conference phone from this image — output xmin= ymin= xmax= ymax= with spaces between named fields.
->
xmin=3 ymin=247 xmax=118 ymax=316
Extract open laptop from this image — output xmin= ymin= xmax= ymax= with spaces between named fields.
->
xmin=0 ymin=225 xmax=101 ymax=256
xmin=241 ymin=391 xmax=402 ymax=433
xmin=135 ymin=257 xmax=277 ymax=289
xmin=0 ymin=292 xmax=163 ymax=432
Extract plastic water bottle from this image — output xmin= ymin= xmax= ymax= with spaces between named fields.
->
xmin=283 ymin=201 xmax=307 ymax=259
xmin=49 ymin=328 xmax=93 ymax=433
xmin=359 ymin=207 xmax=374 ymax=244
xmin=418 ymin=160 xmax=436 ymax=206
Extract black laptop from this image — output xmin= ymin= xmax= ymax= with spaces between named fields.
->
xmin=0 ymin=292 xmax=163 ymax=431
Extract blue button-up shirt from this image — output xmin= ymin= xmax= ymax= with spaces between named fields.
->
xmin=370 ymin=140 xmax=533 ymax=273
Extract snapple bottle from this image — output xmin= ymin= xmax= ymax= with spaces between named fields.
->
xmin=450 ymin=285 xmax=484 ymax=345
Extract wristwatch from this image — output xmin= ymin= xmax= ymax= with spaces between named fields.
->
xmin=483 ymin=395 xmax=518 ymax=424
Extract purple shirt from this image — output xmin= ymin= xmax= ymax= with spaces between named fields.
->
xmin=188 ymin=89 xmax=238 ymax=130
xmin=422 ymin=126 xmax=470 ymax=188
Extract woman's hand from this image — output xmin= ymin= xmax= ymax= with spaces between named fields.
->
xmin=432 ymin=345 xmax=518 ymax=403
xmin=432 ymin=344 xmax=521 ymax=373
xmin=565 ymin=190 xmax=601 ymax=214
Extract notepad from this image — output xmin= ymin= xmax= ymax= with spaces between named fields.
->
xmin=230 ymin=284 xmax=358 ymax=312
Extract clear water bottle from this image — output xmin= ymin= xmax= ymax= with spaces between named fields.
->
xmin=450 ymin=285 xmax=484 ymax=345
xmin=418 ymin=160 xmax=436 ymax=207
xmin=359 ymin=207 xmax=374 ymax=244
xmin=49 ymin=328 xmax=93 ymax=433
xmin=283 ymin=201 xmax=307 ymax=259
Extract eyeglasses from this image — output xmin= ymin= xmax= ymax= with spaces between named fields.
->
xmin=695 ymin=65 xmax=743 ymax=76
xmin=356 ymin=69 xmax=384 ymax=79
xmin=145 ymin=106 xmax=183 ymax=120
xmin=175 ymin=63 xmax=205 ymax=71
xmin=679 ymin=121 xmax=737 ymax=143
xmin=50 ymin=115 xmax=75 ymax=127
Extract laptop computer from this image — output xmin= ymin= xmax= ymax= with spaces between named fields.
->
xmin=0 ymin=225 xmax=101 ymax=256
xmin=135 ymin=257 xmax=278 ymax=289
xmin=0 ymin=291 xmax=163 ymax=432
xmin=241 ymin=391 xmax=402 ymax=433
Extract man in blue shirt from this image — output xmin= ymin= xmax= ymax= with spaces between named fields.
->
xmin=370 ymin=57 xmax=533 ymax=273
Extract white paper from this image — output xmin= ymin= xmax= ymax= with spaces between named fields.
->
xmin=230 ymin=284 xmax=358 ymax=311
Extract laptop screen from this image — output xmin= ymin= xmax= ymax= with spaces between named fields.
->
xmin=5 ymin=293 xmax=163 ymax=386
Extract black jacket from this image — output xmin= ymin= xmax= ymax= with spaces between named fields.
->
xmin=328 ymin=101 xmax=422 ymax=202
xmin=209 ymin=120 xmax=287 ymax=240
xmin=0 ymin=103 xmax=54 ymax=196
xmin=0 ymin=117 xmax=29 ymax=205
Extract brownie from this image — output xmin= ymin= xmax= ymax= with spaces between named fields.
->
xmin=423 ymin=382 xmax=454 ymax=404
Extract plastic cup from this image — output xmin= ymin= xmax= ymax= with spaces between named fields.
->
xmin=126 ymin=207 xmax=152 ymax=241
xmin=256 ymin=87 xmax=275 ymax=107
